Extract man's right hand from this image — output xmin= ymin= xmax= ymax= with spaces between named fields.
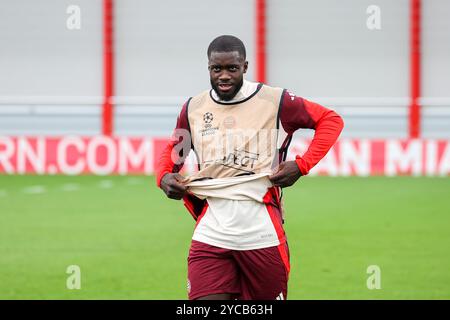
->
xmin=160 ymin=173 xmax=188 ymax=200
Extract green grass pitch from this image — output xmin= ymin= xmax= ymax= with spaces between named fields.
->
xmin=0 ymin=175 xmax=449 ymax=299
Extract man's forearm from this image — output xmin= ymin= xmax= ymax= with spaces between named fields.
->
xmin=295 ymin=110 xmax=344 ymax=175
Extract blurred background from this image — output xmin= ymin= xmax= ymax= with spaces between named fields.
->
xmin=0 ymin=0 xmax=449 ymax=300
xmin=0 ymin=0 xmax=449 ymax=139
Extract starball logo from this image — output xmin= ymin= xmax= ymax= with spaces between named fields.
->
xmin=200 ymin=112 xmax=219 ymax=136
xmin=203 ymin=112 xmax=214 ymax=124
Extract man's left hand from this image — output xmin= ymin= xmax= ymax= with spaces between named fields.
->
xmin=268 ymin=161 xmax=302 ymax=188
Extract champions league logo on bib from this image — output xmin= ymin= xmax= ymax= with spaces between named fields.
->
xmin=203 ymin=112 xmax=213 ymax=124
xmin=200 ymin=112 xmax=219 ymax=136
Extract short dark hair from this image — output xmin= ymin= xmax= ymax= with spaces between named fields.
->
xmin=207 ymin=35 xmax=246 ymax=60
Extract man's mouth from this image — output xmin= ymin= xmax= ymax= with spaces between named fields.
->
xmin=218 ymin=83 xmax=233 ymax=92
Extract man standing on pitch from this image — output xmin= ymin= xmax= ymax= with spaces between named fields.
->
xmin=156 ymin=35 xmax=344 ymax=300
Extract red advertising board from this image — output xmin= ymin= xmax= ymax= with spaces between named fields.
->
xmin=0 ymin=136 xmax=449 ymax=176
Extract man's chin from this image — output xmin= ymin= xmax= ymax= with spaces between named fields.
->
xmin=213 ymin=88 xmax=236 ymax=101
xmin=218 ymin=93 xmax=235 ymax=101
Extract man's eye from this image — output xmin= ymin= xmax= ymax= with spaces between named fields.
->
xmin=229 ymin=66 xmax=237 ymax=71
xmin=212 ymin=67 xmax=221 ymax=72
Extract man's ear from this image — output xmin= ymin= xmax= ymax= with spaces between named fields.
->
xmin=243 ymin=61 xmax=248 ymax=73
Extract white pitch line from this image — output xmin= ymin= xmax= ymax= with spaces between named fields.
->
xmin=61 ymin=183 xmax=80 ymax=192
xmin=23 ymin=186 xmax=46 ymax=194
xmin=99 ymin=180 xmax=114 ymax=189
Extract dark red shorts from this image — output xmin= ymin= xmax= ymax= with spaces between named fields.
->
xmin=187 ymin=240 xmax=290 ymax=300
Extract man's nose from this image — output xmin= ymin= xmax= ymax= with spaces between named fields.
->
xmin=219 ymin=71 xmax=231 ymax=81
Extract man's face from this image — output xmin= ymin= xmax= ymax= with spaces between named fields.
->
xmin=208 ymin=51 xmax=248 ymax=101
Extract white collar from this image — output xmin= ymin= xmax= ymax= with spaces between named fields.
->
xmin=210 ymin=80 xmax=259 ymax=104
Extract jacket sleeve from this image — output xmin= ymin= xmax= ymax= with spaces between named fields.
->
xmin=155 ymin=99 xmax=192 ymax=187
xmin=279 ymin=91 xmax=344 ymax=175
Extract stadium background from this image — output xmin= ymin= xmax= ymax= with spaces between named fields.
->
xmin=0 ymin=0 xmax=449 ymax=299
